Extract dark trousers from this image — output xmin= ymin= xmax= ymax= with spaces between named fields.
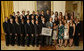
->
xmin=10 ymin=34 xmax=15 ymax=46
xmin=31 ymin=36 xmax=35 ymax=46
xmin=5 ymin=34 xmax=10 ymax=46
xmin=35 ymin=35 xmax=39 ymax=46
xmin=15 ymin=34 xmax=20 ymax=46
xmin=25 ymin=36 xmax=30 ymax=46
xmin=20 ymin=35 xmax=25 ymax=46
xmin=74 ymin=35 xmax=79 ymax=46
xmin=41 ymin=36 xmax=46 ymax=46
xmin=46 ymin=36 xmax=52 ymax=45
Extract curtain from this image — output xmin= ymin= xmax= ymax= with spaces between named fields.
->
xmin=1 ymin=1 xmax=14 ymax=40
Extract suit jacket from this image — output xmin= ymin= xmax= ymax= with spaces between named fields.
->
xmin=18 ymin=17 xmax=24 ymax=24
xmin=75 ymin=22 xmax=81 ymax=35
xmin=3 ymin=22 xmax=10 ymax=34
xmin=31 ymin=23 xmax=35 ymax=35
xmin=45 ymin=13 xmax=51 ymax=22
xmin=20 ymin=23 xmax=25 ymax=35
xmin=41 ymin=22 xmax=46 ymax=27
xmin=25 ymin=23 xmax=31 ymax=35
xmin=14 ymin=22 xmax=21 ymax=34
xmin=30 ymin=14 xmax=36 ymax=19
xmin=35 ymin=24 xmax=41 ymax=35
xmin=9 ymin=23 xmax=15 ymax=34
xmin=24 ymin=17 xmax=31 ymax=24
xmin=11 ymin=16 xmax=15 ymax=23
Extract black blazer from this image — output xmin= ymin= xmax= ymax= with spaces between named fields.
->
xmin=20 ymin=23 xmax=25 ymax=35
xmin=25 ymin=23 xmax=31 ymax=35
xmin=3 ymin=22 xmax=10 ymax=34
xmin=9 ymin=23 xmax=15 ymax=34
xmin=35 ymin=24 xmax=41 ymax=34
xmin=45 ymin=13 xmax=51 ymax=22
xmin=75 ymin=22 xmax=81 ymax=35
xmin=31 ymin=23 xmax=35 ymax=35
xmin=14 ymin=22 xmax=21 ymax=34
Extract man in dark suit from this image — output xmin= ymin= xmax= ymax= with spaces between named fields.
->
xmin=35 ymin=20 xmax=41 ymax=47
xmin=9 ymin=18 xmax=15 ymax=46
xmin=18 ymin=15 xmax=24 ymax=24
xmin=24 ymin=15 xmax=31 ymax=24
xmin=20 ymin=19 xmax=25 ymax=46
xmin=40 ymin=18 xmax=46 ymax=46
xmin=3 ymin=17 xmax=10 ymax=46
xmin=74 ymin=18 xmax=81 ymax=46
xmin=25 ymin=19 xmax=31 ymax=46
xmin=11 ymin=12 xmax=16 ymax=23
xmin=39 ymin=10 xmax=45 ymax=17
xmin=30 ymin=11 xmax=36 ymax=18
xmin=17 ymin=11 xmax=20 ymax=17
xmin=14 ymin=18 xmax=21 ymax=46
xmin=30 ymin=15 xmax=35 ymax=24
xmin=26 ymin=11 xmax=30 ymax=17
xmin=35 ymin=15 xmax=41 ymax=23
xmin=31 ymin=19 xmax=35 ymax=46
xmin=22 ymin=10 xmax=26 ymax=18
xmin=45 ymin=10 xmax=51 ymax=22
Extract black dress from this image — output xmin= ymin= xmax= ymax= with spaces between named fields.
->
xmin=69 ymin=25 xmax=74 ymax=38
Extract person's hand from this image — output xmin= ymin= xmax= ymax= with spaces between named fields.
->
xmin=36 ymin=34 xmax=38 ymax=36
xmin=61 ymin=33 xmax=63 ymax=36
xmin=5 ymin=33 xmax=7 ymax=35
xmin=67 ymin=33 xmax=69 ymax=36
xmin=78 ymin=33 xmax=80 ymax=36
xmin=32 ymin=34 xmax=33 ymax=37
xmin=15 ymin=33 xmax=17 ymax=36
xmin=21 ymin=34 xmax=23 ymax=36
xmin=10 ymin=33 xmax=12 ymax=35
xmin=27 ymin=34 xmax=29 ymax=36
xmin=15 ymin=37 xmax=16 ymax=39
xmin=48 ymin=27 xmax=51 ymax=29
xmin=73 ymin=33 xmax=75 ymax=36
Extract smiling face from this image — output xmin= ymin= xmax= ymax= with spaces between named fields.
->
xmin=36 ymin=15 xmax=38 ymax=18
xmin=27 ymin=20 xmax=30 ymax=23
xmin=10 ymin=18 xmax=13 ymax=22
xmin=36 ymin=20 xmax=38 ymax=24
xmin=31 ymin=15 xmax=34 ymax=19
xmin=32 ymin=20 xmax=34 ymax=23
xmin=49 ymin=17 xmax=53 ymax=22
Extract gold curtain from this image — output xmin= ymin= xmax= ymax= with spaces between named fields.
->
xmin=1 ymin=1 xmax=14 ymax=40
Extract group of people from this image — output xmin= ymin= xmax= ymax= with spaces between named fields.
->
xmin=3 ymin=10 xmax=81 ymax=47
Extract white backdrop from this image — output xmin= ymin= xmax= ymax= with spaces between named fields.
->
xmin=13 ymin=1 xmax=65 ymax=15
xmin=13 ymin=1 xmax=35 ymax=14
xmin=53 ymin=1 xmax=65 ymax=16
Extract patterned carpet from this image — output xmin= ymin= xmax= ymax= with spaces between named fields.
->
xmin=1 ymin=40 xmax=83 ymax=50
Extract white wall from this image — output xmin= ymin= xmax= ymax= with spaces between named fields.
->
xmin=13 ymin=1 xmax=35 ymax=14
xmin=53 ymin=1 xmax=65 ymax=16
xmin=13 ymin=1 xmax=66 ymax=16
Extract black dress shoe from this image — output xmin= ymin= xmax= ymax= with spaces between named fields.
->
xmin=36 ymin=45 xmax=39 ymax=47
xmin=11 ymin=44 xmax=14 ymax=46
xmin=17 ymin=44 xmax=20 ymax=46
xmin=32 ymin=45 xmax=35 ymax=47
xmin=6 ymin=44 xmax=9 ymax=46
